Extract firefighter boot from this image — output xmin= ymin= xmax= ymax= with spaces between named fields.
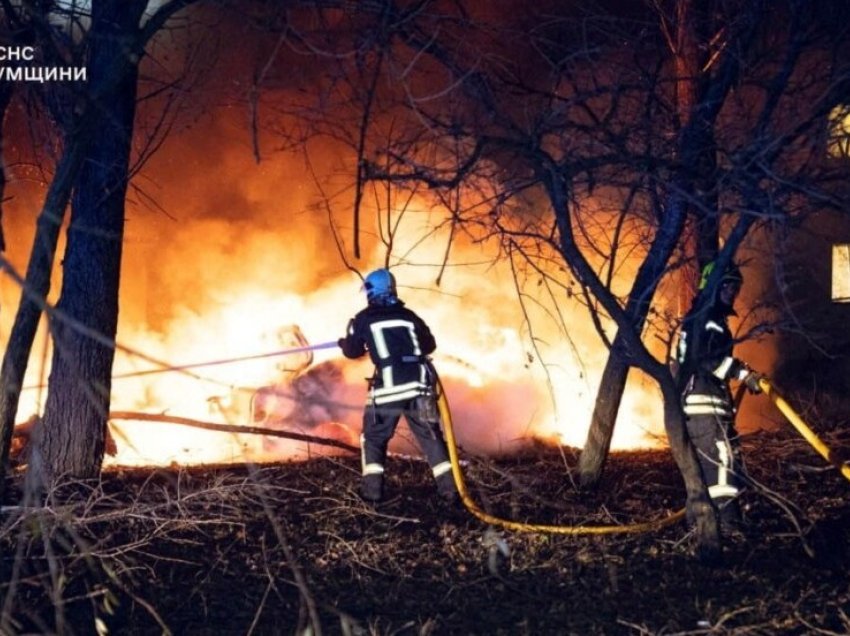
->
xmin=717 ymin=497 xmax=745 ymax=536
xmin=436 ymin=472 xmax=460 ymax=506
xmin=360 ymin=474 xmax=384 ymax=504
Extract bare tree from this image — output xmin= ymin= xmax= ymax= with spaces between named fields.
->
xmin=0 ymin=0 xmax=199 ymax=497
xmin=268 ymin=0 xmax=850 ymax=560
xmin=256 ymin=0 xmax=721 ymax=558
xmin=578 ymin=0 xmax=759 ymax=488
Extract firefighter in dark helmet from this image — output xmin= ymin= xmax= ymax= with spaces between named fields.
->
xmin=338 ymin=268 xmax=458 ymax=505
xmin=675 ymin=261 xmax=763 ymax=529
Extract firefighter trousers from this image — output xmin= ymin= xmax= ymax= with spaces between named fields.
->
xmin=685 ymin=412 xmax=746 ymax=517
xmin=360 ymin=394 xmax=456 ymax=501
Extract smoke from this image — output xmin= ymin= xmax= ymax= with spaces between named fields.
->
xmin=0 ymin=15 xmax=698 ymax=466
xmin=0 ymin=0 xmax=798 ymax=473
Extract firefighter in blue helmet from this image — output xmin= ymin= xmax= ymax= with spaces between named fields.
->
xmin=676 ymin=261 xmax=763 ymax=530
xmin=338 ymin=268 xmax=458 ymax=505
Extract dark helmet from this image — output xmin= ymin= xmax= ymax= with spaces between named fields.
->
xmin=698 ymin=260 xmax=743 ymax=292
xmin=363 ymin=268 xmax=397 ymax=303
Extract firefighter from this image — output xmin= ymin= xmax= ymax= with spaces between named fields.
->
xmin=338 ymin=268 xmax=458 ymax=505
xmin=675 ymin=261 xmax=763 ymax=529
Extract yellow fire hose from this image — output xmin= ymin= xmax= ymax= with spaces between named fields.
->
xmin=435 ymin=374 xmax=849 ymax=536
xmin=435 ymin=377 xmax=686 ymax=535
xmin=758 ymin=377 xmax=850 ymax=483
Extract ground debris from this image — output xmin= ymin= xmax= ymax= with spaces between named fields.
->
xmin=2 ymin=428 xmax=849 ymax=635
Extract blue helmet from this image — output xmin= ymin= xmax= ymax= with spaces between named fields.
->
xmin=363 ymin=268 xmax=397 ymax=303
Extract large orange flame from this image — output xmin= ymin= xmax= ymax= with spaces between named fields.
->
xmin=2 ymin=121 xmax=672 ymax=467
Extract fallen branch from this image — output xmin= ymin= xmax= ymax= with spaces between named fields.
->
xmin=108 ymin=411 xmax=359 ymax=454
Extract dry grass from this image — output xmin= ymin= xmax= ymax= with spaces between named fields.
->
xmin=1 ymin=426 xmax=849 ymax=635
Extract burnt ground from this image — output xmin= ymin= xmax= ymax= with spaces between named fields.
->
xmin=1 ymin=427 xmax=849 ymax=636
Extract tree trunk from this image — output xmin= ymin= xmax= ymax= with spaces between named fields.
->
xmin=578 ymin=180 xmax=713 ymax=492
xmin=549 ymin=169 xmax=721 ymax=560
xmin=659 ymin=372 xmax=720 ymax=563
xmin=579 ymin=187 xmax=690 ymax=487
xmin=32 ymin=0 xmax=146 ymax=485
xmin=677 ymin=0 xmax=719 ymax=273
xmin=0 ymin=81 xmax=13 ymax=252
xmin=0 ymin=139 xmax=87 ymax=500
xmin=578 ymin=341 xmax=628 ymax=488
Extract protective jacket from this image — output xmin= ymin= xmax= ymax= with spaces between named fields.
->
xmin=339 ymin=299 xmax=436 ymax=405
xmin=676 ymin=299 xmax=750 ymax=506
xmin=677 ymin=303 xmax=750 ymax=418
xmin=339 ymin=297 xmax=456 ymax=503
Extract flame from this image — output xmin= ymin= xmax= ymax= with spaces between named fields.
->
xmin=98 ymin=206 xmax=666 ymax=465
xmin=2 ymin=118 xmax=671 ymax=467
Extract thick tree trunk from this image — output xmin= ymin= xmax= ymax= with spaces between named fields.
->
xmin=32 ymin=0 xmax=146 ymax=485
xmin=677 ymin=0 xmax=719 ymax=273
xmin=0 ymin=139 xmax=87 ymax=500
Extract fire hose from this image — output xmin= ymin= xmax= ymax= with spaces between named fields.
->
xmin=434 ymin=374 xmax=686 ymax=535
xmin=436 ymin=373 xmax=849 ymax=535
xmin=757 ymin=377 xmax=850 ymax=483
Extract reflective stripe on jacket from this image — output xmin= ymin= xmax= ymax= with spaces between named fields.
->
xmin=339 ymin=300 xmax=436 ymax=405
xmin=677 ymin=303 xmax=748 ymax=407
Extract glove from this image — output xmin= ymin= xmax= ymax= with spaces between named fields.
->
xmin=337 ymin=337 xmax=345 ymax=349
xmin=743 ymin=371 xmax=764 ymax=394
